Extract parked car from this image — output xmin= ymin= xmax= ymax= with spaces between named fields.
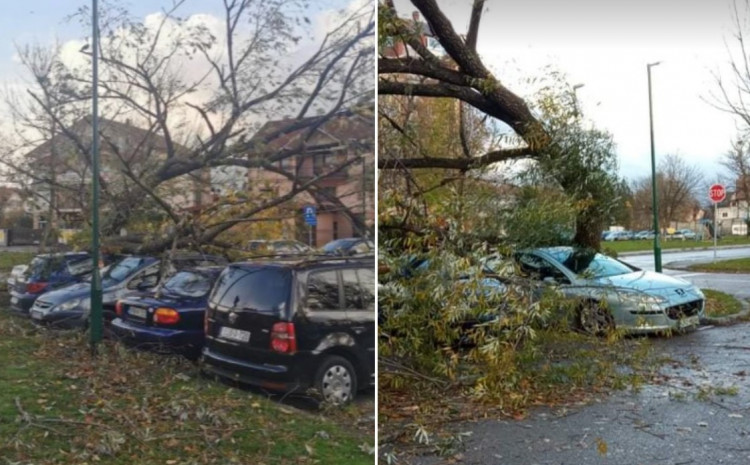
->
xmin=321 ymin=237 xmax=374 ymax=256
xmin=378 ymin=255 xmax=508 ymax=332
xmin=246 ymin=240 xmax=312 ymax=255
xmin=29 ymin=253 xmax=227 ymax=329
xmin=201 ymin=255 xmax=375 ymax=405
xmin=634 ymin=230 xmax=655 ymax=240
xmin=669 ymin=229 xmax=697 ymax=240
xmin=9 ymin=252 xmax=93 ymax=315
xmin=111 ymin=266 xmax=224 ymax=359
xmin=603 ymin=231 xmax=624 ymax=241
xmin=505 ymin=247 xmax=704 ymax=334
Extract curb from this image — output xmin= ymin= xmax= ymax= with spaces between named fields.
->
xmin=700 ymin=298 xmax=750 ymax=326
xmin=618 ymin=243 xmax=750 ymax=257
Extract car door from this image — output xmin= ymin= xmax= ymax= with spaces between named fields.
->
xmin=515 ymin=252 xmax=570 ymax=300
xmin=341 ymin=266 xmax=375 ymax=381
xmin=296 ymin=268 xmax=353 ymax=356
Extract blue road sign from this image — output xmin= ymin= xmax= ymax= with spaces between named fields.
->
xmin=303 ymin=205 xmax=317 ymax=226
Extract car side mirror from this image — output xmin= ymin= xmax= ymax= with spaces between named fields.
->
xmin=543 ymin=276 xmax=558 ymax=285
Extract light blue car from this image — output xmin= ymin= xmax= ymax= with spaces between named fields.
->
xmin=508 ymin=247 xmax=705 ymax=335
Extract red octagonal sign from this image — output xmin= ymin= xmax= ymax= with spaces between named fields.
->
xmin=709 ymin=183 xmax=726 ymax=203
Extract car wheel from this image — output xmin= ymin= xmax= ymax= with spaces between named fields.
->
xmin=314 ymin=355 xmax=358 ymax=405
xmin=576 ymin=301 xmax=614 ymax=336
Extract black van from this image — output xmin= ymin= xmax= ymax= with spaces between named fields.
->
xmin=201 ymin=256 xmax=374 ymax=404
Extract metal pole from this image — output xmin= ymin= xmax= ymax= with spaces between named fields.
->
xmin=89 ymin=0 xmax=103 ymax=351
xmin=648 ymin=62 xmax=662 ymax=272
xmin=308 ymin=224 xmax=312 ymax=247
xmin=714 ymin=202 xmax=718 ymax=262
xmin=361 ymin=152 xmax=366 ymax=237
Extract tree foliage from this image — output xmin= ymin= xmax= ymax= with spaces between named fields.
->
xmin=2 ymin=0 xmax=375 ymax=253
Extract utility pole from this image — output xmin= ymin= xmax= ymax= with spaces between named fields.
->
xmin=647 ymin=61 xmax=662 ymax=272
xmin=89 ymin=0 xmax=103 ymax=352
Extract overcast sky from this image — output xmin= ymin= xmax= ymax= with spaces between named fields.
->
xmin=0 ymin=0 xmax=359 ymax=134
xmin=392 ymin=0 xmax=747 ymax=188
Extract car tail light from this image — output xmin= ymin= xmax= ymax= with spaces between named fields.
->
xmin=204 ymin=311 xmax=209 ymax=334
xmin=115 ymin=301 xmax=123 ymax=317
xmin=153 ymin=307 xmax=180 ymax=325
xmin=26 ymin=282 xmax=47 ymax=294
xmin=270 ymin=322 xmax=296 ymax=354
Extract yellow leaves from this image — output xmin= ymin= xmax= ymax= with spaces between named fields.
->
xmin=595 ymin=437 xmax=608 ymax=456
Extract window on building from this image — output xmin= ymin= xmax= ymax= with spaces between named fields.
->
xmin=722 ymin=212 xmax=729 ymax=218
xmin=333 ymin=221 xmax=338 ymax=240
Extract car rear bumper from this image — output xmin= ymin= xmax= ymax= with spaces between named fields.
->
xmin=111 ymin=318 xmax=203 ymax=354
xmin=201 ymin=346 xmax=313 ymax=393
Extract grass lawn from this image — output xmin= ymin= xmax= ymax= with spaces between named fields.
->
xmin=0 ymin=309 xmax=374 ymax=464
xmin=687 ymin=257 xmax=750 ymax=273
xmin=702 ymin=289 xmax=744 ymax=318
xmin=605 ymin=236 xmax=750 ymax=254
xmin=0 ymin=250 xmax=35 ymax=271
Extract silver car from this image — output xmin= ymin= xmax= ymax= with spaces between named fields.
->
xmin=509 ymin=247 xmax=704 ymax=334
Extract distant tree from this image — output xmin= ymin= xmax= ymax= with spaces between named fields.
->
xmin=722 ymin=137 xmax=750 ymax=233
xmin=630 ymin=154 xmax=701 ymax=230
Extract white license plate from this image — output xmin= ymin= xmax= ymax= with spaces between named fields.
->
xmin=30 ymin=310 xmax=43 ymax=320
xmin=219 ymin=326 xmax=251 ymax=343
xmin=10 ymin=296 xmax=18 ymax=305
xmin=129 ymin=307 xmax=148 ymax=319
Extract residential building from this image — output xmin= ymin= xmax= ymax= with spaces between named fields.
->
xmin=243 ymin=107 xmax=374 ymax=246
xmin=24 ymin=117 xmax=208 ymax=230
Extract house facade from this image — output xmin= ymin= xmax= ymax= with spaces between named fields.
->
xmin=244 ymin=107 xmax=375 ymax=247
xmin=24 ymin=118 xmax=208 ymax=231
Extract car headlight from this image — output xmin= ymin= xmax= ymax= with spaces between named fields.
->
xmin=52 ymin=298 xmax=82 ymax=312
xmin=616 ymin=291 xmax=667 ymax=310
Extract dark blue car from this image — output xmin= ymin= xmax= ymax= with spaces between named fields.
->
xmin=110 ymin=266 xmax=224 ymax=359
xmin=10 ymin=252 xmax=92 ymax=315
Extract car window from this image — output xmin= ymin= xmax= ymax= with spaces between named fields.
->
xmin=306 ymin=270 xmax=341 ymax=311
xmin=67 ymin=257 xmax=94 ymax=276
xmin=341 ymin=268 xmax=374 ymax=310
xmin=549 ymin=249 xmax=633 ymax=279
xmin=210 ymin=266 xmax=290 ymax=312
xmin=161 ymin=271 xmax=214 ymax=298
xmin=103 ymin=257 xmax=146 ymax=286
xmin=516 ymin=254 xmax=567 ymax=282
xmin=25 ymin=255 xmax=67 ymax=281
xmin=128 ymin=266 xmax=160 ymax=290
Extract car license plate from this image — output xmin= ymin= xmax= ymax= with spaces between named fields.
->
xmin=10 ymin=296 xmax=18 ymax=305
xmin=219 ymin=326 xmax=251 ymax=343
xmin=129 ymin=307 xmax=148 ymax=319
xmin=679 ymin=315 xmax=699 ymax=329
xmin=30 ymin=310 xmax=43 ymax=320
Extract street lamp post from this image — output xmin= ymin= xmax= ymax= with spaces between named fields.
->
xmin=647 ymin=61 xmax=662 ymax=272
xmin=89 ymin=0 xmax=103 ymax=352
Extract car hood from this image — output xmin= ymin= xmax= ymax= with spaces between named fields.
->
xmin=590 ymin=271 xmax=702 ymax=301
xmin=37 ymin=281 xmax=130 ymax=306
xmin=37 ymin=282 xmax=91 ymax=304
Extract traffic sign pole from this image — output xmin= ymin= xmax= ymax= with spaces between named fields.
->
xmin=303 ymin=205 xmax=317 ymax=247
xmin=709 ymin=184 xmax=726 ymax=263
xmin=714 ymin=202 xmax=718 ymax=262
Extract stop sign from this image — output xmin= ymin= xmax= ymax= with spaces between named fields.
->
xmin=709 ymin=183 xmax=726 ymax=203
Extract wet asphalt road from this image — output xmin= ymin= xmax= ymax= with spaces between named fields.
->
xmin=410 ymin=248 xmax=750 ymax=465
xmin=413 ymin=324 xmax=750 ymax=465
